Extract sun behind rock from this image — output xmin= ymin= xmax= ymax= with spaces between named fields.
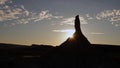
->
xmin=65 ymin=30 xmax=75 ymax=38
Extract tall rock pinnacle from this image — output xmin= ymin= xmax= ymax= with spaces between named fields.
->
xmin=74 ymin=15 xmax=84 ymax=38
xmin=60 ymin=15 xmax=91 ymax=48
xmin=75 ymin=15 xmax=81 ymax=32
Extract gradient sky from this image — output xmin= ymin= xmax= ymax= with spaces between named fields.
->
xmin=0 ymin=0 xmax=120 ymax=46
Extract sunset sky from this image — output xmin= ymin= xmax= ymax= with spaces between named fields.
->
xmin=0 ymin=0 xmax=120 ymax=46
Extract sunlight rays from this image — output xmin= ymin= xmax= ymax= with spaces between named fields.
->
xmin=65 ymin=29 xmax=75 ymax=38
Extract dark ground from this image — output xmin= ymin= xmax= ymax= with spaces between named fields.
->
xmin=0 ymin=43 xmax=120 ymax=68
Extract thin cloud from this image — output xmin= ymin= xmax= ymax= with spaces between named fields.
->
xmin=96 ymin=9 xmax=120 ymax=26
xmin=61 ymin=16 xmax=88 ymax=25
xmin=110 ymin=16 xmax=120 ymax=22
xmin=0 ymin=0 xmax=6 ymax=5
xmin=90 ymin=32 xmax=104 ymax=35
xmin=0 ymin=0 xmax=30 ymax=25
xmin=0 ymin=0 xmax=12 ymax=5
xmin=17 ymin=19 xmax=29 ymax=24
xmin=61 ymin=17 xmax=75 ymax=25
xmin=96 ymin=9 xmax=120 ymax=21
xmin=52 ymin=29 xmax=75 ymax=33
xmin=79 ymin=16 xmax=88 ymax=24
xmin=33 ymin=10 xmax=63 ymax=22
xmin=86 ymin=14 xmax=93 ymax=20
xmin=0 ymin=0 xmax=63 ymax=26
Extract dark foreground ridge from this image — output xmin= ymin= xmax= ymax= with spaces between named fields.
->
xmin=0 ymin=15 xmax=120 ymax=68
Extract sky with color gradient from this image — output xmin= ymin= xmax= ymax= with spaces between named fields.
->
xmin=0 ymin=0 xmax=120 ymax=46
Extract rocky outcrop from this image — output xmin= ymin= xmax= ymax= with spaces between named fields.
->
xmin=60 ymin=15 xmax=91 ymax=48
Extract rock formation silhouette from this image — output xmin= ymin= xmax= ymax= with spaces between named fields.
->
xmin=60 ymin=15 xmax=91 ymax=48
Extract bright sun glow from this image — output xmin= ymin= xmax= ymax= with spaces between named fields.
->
xmin=65 ymin=30 xmax=75 ymax=38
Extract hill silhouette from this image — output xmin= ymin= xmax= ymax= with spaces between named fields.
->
xmin=0 ymin=15 xmax=120 ymax=68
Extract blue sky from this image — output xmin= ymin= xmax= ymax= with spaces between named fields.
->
xmin=0 ymin=0 xmax=120 ymax=46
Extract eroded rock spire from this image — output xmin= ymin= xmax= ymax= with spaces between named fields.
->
xmin=74 ymin=15 xmax=84 ymax=38
xmin=75 ymin=15 xmax=81 ymax=32
xmin=60 ymin=15 xmax=91 ymax=48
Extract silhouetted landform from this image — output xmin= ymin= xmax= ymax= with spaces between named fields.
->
xmin=0 ymin=15 xmax=120 ymax=68
xmin=60 ymin=15 xmax=91 ymax=48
